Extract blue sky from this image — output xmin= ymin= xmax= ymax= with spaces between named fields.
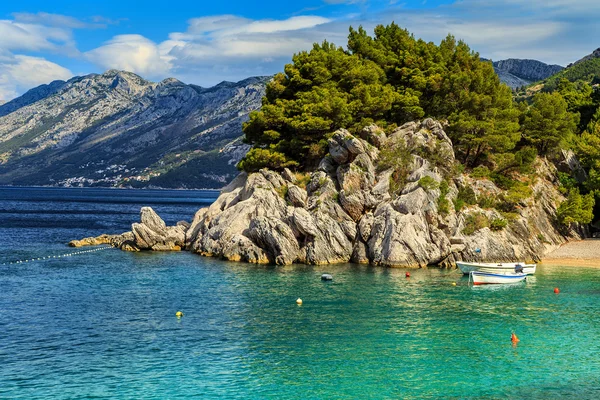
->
xmin=0 ymin=0 xmax=598 ymax=99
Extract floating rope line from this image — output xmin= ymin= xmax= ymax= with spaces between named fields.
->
xmin=1 ymin=246 xmax=113 ymax=266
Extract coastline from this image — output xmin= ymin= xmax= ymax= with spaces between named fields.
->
xmin=541 ymin=239 xmax=600 ymax=267
xmin=0 ymin=185 xmax=221 ymax=191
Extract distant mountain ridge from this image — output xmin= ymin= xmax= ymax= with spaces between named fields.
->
xmin=493 ymin=59 xmax=564 ymax=83
xmin=0 ymin=80 xmax=68 ymax=118
xmin=0 ymin=70 xmax=269 ymax=188
xmin=540 ymin=48 xmax=600 ymax=90
xmin=489 ymin=58 xmax=564 ymax=88
xmin=568 ymin=48 xmax=600 ymax=67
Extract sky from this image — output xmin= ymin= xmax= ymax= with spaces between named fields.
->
xmin=0 ymin=0 xmax=599 ymax=100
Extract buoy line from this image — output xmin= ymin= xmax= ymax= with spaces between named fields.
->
xmin=0 ymin=246 xmax=114 ymax=266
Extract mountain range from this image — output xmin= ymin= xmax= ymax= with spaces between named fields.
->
xmin=489 ymin=59 xmax=564 ymax=88
xmin=0 ymin=71 xmax=268 ymax=188
xmin=0 ymin=51 xmax=597 ymax=189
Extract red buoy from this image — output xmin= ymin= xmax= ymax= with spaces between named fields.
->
xmin=554 ymin=287 xmax=560 ymax=294
xmin=405 ymin=272 xmax=411 ymax=278
xmin=511 ymin=333 xmax=520 ymax=344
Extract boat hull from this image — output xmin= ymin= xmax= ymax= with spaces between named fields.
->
xmin=457 ymin=262 xmax=536 ymax=275
xmin=470 ymin=271 xmax=527 ymax=285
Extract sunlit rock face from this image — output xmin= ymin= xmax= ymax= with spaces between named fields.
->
xmin=77 ymin=119 xmax=584 ymax=267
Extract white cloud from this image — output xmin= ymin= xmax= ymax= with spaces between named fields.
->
xmin=187 ymin=15 xmax=250 ymax=34
xmin=0 ymin=55 xmax=72 ymax=100
xmin=144 ymin=2 xmax=596 ymax=86
xmin=12 ymin=12 xmax=94 ymax=29
xmin=4 ymin=1 xmax=600 ymax=97
xmin=85 ymin=34 xmax=172 ymax=77
xmin=0 ymin=19 xmax=76 ymax=54
xmin=238 ymin=16 xmax=331 ymax=34
xmin=82 ymin=15 xmax=333 ymax=85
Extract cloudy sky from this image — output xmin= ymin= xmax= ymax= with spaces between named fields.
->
xmin=0 ymin=0 xmax=598 ymax=100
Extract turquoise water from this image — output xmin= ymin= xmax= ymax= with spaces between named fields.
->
xmin=1 ymin=188 xmax=600 ymax=398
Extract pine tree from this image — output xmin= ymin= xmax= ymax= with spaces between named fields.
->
xmin=522 ymin=92 xmax=578 ymax=155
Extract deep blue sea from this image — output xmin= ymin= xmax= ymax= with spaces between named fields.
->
xmin=1 ymin=187 xmax=600 ymax=399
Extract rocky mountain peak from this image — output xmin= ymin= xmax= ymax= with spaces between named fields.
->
xmin=493 ymin=59 xmax=563 ymax=85
xmin=0 ymin=72 xmax=270 ymax=188
xmin=160 ymin=77 xmax=185 ymax=87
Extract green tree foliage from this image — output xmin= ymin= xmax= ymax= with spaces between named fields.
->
xmin=544 ymin=58 xmax=600 ymax=91
xmin=576 ymin=120 xmax=600 ymax=192
xmin=556 ymin=188 xmax=595 ymax=225
xmin=418 ymin=176 xmax=439 ymax=191
xmin=489 ymin=218 xmax=508 ymax=231
xmin=516 ymin=61 xmax=600 ymax=224
xmin=237 ymin=147 xmax=300 ymax=172
xmin=493 ymin=147 xmax=538 ymax=175
xmin=556 ymin=79 xmax=597 ymax=130
xmin=241 ymin=41 xmax=396 ymax=170
xmin=240 ymin=23 xmax=521 ymax=171
xmin=348 ymin=24 xmax=521 ymax=167
xmin=377 ymin=141 xmax=413 ymax=195
xmin=521 ymin=92 xmax=578 ymax=154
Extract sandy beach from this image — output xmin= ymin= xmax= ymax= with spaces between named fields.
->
xmin=542 ymin=239 xmax=600 ymax=267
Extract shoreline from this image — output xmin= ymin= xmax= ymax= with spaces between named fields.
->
xmin=541 ymin=239 xmax=600 ymax=267
xmin=541 ymin=258 xmax=600 ymax=267
xmin=0 ymin=185 xmax=222 ymax=192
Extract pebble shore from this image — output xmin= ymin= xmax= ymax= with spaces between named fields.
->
xmin=542 ymin=239 xmax=600 ymax=267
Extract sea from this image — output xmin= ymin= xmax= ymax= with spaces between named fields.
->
xmin=1 ymin=186 xmax=600 ymax=399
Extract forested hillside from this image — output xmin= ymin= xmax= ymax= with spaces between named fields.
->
xmin=238 ymin=23 xmax=599 ymax=227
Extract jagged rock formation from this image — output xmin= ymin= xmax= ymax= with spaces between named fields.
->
xmin=493 ymin=59 xmax=564 ymax=84
xmin=484 ymin=57 xmax=564 ymax=88
xmin=74 ymin=119 xmax=583 ymax=267
xmin=494 ymin=69 xmax=531 ymax=89
xmin=0 ymin=70 xmax=269 ymax=188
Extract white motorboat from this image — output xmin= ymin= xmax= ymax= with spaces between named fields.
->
xmin=470 ymin=271 xmax=527 ymax=285
xmin=456 ymin=261 xmax=536 ymax=275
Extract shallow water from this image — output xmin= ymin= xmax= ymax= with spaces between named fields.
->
xmin=1 ymin=187 xmax=600 ymax=399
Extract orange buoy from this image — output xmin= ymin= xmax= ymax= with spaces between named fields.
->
xmin=554 ymin=287 xmax=560 ymax=294
xmin=511 ymin=333 xmax=520 ymax=344
xmin=405 ymin=272 xmax=411 ymax=278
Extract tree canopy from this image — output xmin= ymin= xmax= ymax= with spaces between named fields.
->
xmin=239 ymin=23 xmax=520 ymax=171
xmin=238 ymin=22 xmax=599 ymax=225
xmin=521 ymin=92 xmax=578 ymax=155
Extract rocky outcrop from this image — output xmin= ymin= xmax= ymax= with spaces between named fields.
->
xmin=76 ymin=207 xmax=187 ymax=252
xmin=72 ymin=118 xmax=584 ymax=267
xmin=131 ymin=207 xmax=187 ymax=251
xmin=69 ymin=233 xmax=130 ymax=248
